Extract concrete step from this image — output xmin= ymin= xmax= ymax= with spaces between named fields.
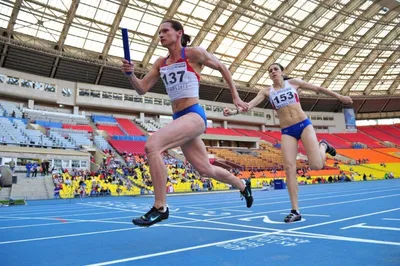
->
xmin=10 ymin=175 xmax=50 ymax=200
xmin=44 ymin=175 xmax=55 ymax=198
xmin=0 ymin=187 xmax=11 ymax=200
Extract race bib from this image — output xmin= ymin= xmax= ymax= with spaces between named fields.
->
xmin=270 ymin=87 xmax=298 ymax=109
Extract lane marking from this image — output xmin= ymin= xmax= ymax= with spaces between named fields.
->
xmin=162 ymin=224 xmax=267 ymax=234
xmin=281 ymin=231 xmax=400 ymax=246
xmin=288 ymin=207 xmax=400 ymax=232
xmin=280 ymin=213 xmax=330 ymax=217
xmin=341 ymin=223 xmax=400 ymax=231
xmin=84 ymin=232 xmax=279 ymax=266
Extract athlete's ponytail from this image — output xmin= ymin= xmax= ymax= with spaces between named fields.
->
xmin=162 ymin=19 xmax=191 ymax=47
xmin=181 ymin=33 xmax=191 ymax=47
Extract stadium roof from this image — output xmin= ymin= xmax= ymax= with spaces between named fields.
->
xmin=0 ymin=0 xmax=399 ymax=115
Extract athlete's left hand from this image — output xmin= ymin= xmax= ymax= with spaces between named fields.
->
xmin=233 ymin=97 xmax=249 ymax=112
xmin=339 ymin=95 xmax=353 ymax=105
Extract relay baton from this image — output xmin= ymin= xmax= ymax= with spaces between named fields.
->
xmin=121 ymin=28 xmax=132 ymax=76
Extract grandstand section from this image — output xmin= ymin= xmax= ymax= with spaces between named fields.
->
xmin=337 ymin=149 xmax=400 ymax=163
xmin=109 ymin=140 xmax=146 ymax=155
xmin=333 ymin=132 xmax=384 ymax=148
xmin=0 ymin=145 xmax=90 ymax=171
xmin=358 ymin=125 xmax=400 ymax=146
xmin=115 ymin=118 xmax=144 ymax=136
xmin=96 ymin=125 xmax=125 ymax=137
xmin=0 ymin=2 xmax=399 ymax=265
xmin=0 ymin=1 xmax=398 ymax=202
xmin=24 ymin=108 xmax=89 ymax=125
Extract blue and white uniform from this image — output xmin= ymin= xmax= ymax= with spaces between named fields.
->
xmin=269 ymin=80 xmax=311 ymax=140
xmin=159 ymin=47 xmax=207 ymax=128
xmin=269 ymin=80 xmax=300 ymax=110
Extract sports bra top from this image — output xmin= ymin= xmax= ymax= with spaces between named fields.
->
xmin=159 ymin=47 xmax=200 ymax=101
xmin=269 ymin=80 xmax=300 ymax=110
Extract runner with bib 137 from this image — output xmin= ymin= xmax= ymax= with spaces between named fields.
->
xmin=121 ymin=20 xmax=253 ymax=227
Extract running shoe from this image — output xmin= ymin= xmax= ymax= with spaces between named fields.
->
xmin=284 ymin=210 xmax=302 ymax=223
xmin=320 ymin=139 xmax=336 ymax=156
xmin=132 ymin=206 xmax=169 ymax=227
xmin=240 ymin=181 xmax=253 ymax=208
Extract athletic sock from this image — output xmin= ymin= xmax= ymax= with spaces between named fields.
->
xmin=291 ymin=209 xmax=300 ymax=215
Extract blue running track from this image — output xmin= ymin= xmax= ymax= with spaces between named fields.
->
xmin=0 ymin=180 xmax=399 ymax=266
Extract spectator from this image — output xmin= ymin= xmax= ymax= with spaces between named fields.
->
xmin=54 ymin=185 xmax=61 ymax=199
xmin=25 ymin=162 xmax=32 ymax=178
xmin=9 ymin=159 xmax=15 ymax=173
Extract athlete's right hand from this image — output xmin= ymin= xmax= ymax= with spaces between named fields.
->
xmin=121 ymin=59 xmax=134 ymax=76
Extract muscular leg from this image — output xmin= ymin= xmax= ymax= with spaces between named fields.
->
xmin=300 ymin=125 xmax=326 ymax=170
xmin=144 ymin=113 xmax=206 ymax=209
xmin=181 ymin=137 xmax=246 ymax=191
xmin=281 ymin=134 xmax=299 ymax=211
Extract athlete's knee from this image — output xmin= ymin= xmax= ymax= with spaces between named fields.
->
xmin=144 ymin=137 xmax=161 ymax=155
xmin=196 ymin=165 xmax=215 ymax=177
xmin=284 ymin=163 xmax=296 ymax=174
xmin=309 ymin=160 xmax=324 ymax=170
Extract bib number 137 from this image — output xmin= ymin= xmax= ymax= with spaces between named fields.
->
xmin=273 ymin=91 xmax=294 ymax=104
xmin=162 ymin=71 xmax=185 ymax=85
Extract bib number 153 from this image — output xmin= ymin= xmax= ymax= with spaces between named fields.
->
xmin=273 ymin=91 xmax=294 ymax=104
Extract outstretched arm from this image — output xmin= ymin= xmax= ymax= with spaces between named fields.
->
xmin=290 ymin=78 xmax=353 ymax=104
xmin=188 ymin=47 xmax=249 ymax=111
xmin=121 ymin=57 xmax=163 ymax=95
xmin=223 ymin=88 xmax=268 ymax=116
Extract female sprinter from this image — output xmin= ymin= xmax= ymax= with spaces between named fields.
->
xmin=121 ymin=20 xmax=253 ymax=227
xmin=223 ymin=63 xmax=353 ymax=223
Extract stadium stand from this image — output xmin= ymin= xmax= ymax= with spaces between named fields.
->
xmin=357 ymin=126 xmax=400 ymax=146
xmin=333 ymin=132 xmax=384 ymax=148
xmin=0 ymin=117 xmax=29 ymax=144
xmin=136 ymin=119 xmax=162 ymax=132
xmin=336 ymin=149 xmax=400 ymax=163
xmin=109 ymin=140 xmax=146 ymax=155
xmin=0 ymin=101 xmax=23 ymax=118
xmin=96 ymin=125 xmax=125 ymax=137
xmin=205 ymin=127 xmax=244 ymax=136
xmin=115 ymin=118 xmax=144 ymax=136
xmin=62 ymin=124 xmax=93 ymax=132
xmin=24 ymin=108 xmax=89 ymax=125
xmin=234 ymin=128 xmax=278 ymax=144
xmin=92 ymin=115 xmax=117 ymax=124
xmin=94 ymin=135 xmax=111 ymax=151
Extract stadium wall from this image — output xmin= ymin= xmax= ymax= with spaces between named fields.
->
xmin=0 ymin=67 xmax=346 ymax=132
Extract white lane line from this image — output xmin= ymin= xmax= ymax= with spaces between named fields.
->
xmin=0 ymin=206 xmax=95 ymax=214
xmin=341 ymin=223 xmax=400 ymax=231
xmin=162 ymin=224 xmax=268 ymax=234
xmin=223 ymin=209 xmax=253 ymax=213
xmin=171 ymin=187 xmax=400 ymax=209
xmin=0 ymin=227 xmax=140 ymax=245
xmin=84 ymin=232 xmax=279 ymax=266
xmin=166 ymin=185 xmax=400 ymax=206
xmin=280 ymin=213 xmax=330 ymax=217
xmin=207 ymin=193 xmax=400 ymax=221
xmin=0 ymin=215 xmax=139 ymax=229
xmin=78 ymin=203 xmax=201 ymax=222
xmin=281 ymin=231 xmax=400 ymax=246
xmin=177 ymin=188 xmax=400 ymax=212
xmin=288 ymin=207 xmax=400 ymax=232
xmin=0 ymin=208 xmax=98 ymax=217
xmin=0 ymin=210 xmax=129 ymax=220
